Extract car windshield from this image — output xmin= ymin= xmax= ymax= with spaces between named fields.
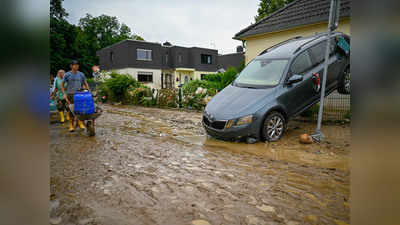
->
xmin=234 ymin=58 xmax=289 ymax=87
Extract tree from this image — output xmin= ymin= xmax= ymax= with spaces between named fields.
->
xmin=79 ymin=14 xmax=144 ymax=50
xmin=50 ymin=0 xmax=68 ymax=20
xmin=255 ymin=0 xmax=295 ymax=22
xmin=49 ymin=0 xmax=144 ymax=77
xmin=75 ymin=14 xmax=144 ymax=76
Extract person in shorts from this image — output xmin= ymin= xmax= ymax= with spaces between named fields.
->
xmin=61 ymin=60 xmax=89 ymax=132
xmin=50 ymin=69 xmax=69 ymax=123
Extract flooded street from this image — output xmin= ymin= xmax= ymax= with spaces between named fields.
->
xmin=50 ymin=104 xmax=350 ymax=225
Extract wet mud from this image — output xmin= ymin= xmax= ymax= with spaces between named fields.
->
xmin=50 ymin=104 xmax=350 ymax=225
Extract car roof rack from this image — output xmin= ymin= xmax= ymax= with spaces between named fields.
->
xmin=258 ymin=36 xmax=303 ymax=56
xmin=293 ymin=32 xmax=342 ymax=54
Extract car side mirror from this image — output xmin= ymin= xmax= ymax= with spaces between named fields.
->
xmin=287 ymin=74 xmax=303 ymax=85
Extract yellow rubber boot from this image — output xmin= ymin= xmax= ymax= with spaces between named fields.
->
xmin=68 ymin=120 xmax=75 ymax=132
xmin=59 ymin=111 xmax=65 ymax=123
xmin=65 ymin=112 xmax=70 ymax=121
xmin=78 ymin=120 xmax=86 ymax=129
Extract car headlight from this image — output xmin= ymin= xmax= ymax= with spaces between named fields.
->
xmin=225 ymin=120 xmax=234 ymax=129
xmin=236 ymin=115 xmax=253 ymax=126
xmin=225 ymin=115 xmax=253 ymax=129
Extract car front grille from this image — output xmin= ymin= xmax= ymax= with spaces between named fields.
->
xmin=203 ymin=116 xmax=226 ymax=130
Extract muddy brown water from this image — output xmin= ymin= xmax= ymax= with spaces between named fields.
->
xmin=50 ymin=104 xmax=350 ymax=225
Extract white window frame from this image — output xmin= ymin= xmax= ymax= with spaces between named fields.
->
xmin=137 ymin=72 xmax=153 ymax=83
xmin=137 ymin=49 xmax=152 ymax=61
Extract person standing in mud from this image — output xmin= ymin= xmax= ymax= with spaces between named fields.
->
xmin=61 ymin=60 xmax=89 ymax=132
xmin=51 ymin=69 xmax=70 ymax=123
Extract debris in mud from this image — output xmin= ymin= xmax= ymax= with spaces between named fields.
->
xmin=49 ymin=217 xmax=62 ymax=225
xmin=334 ymin=219 xmax=350 ymax=225
xmin=248 ymin=196 xmax=258 ymax=205
xmin=246 ymin=137 xmax=257 ymax=144
xmin=256 ymin=204 xmax=276 ymax=213
xmin=78 ymin=218 xmax=94 ymax=225
xmin=246 ymin=215 xmax=267 ymax=225
xmin=300 ymin=133 xmax=313 ymax=144
xmin=304 ymin=215 xmax=318 ymax=224
xmin=191 ymin=219 xmax=211 ymax=225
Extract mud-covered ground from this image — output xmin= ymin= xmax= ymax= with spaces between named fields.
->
xmin=50 ymin=104 xmax=350 ymax=225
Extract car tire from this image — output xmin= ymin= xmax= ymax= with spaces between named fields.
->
xmin=338 ymin=66 xmax=350 ymax=95
xmin=261 ymin=111 xmax=286 ymax=142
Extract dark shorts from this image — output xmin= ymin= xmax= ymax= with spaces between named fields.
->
xmin=66 ymin=94 xmax=75 ymax=118
xmin=67 ymin=94 xmax=75 ymax=104
xmin=57 ymin=99 xmax=66 ymax=111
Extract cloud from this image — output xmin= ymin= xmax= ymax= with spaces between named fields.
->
xmin=63 ymin=0 xmax=258 ymax=54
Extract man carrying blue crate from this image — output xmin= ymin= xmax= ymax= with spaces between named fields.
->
xmin=61 ymin=60 xmax=90 ymax=132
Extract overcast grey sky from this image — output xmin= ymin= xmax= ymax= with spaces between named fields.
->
xmin=63 ymin=0 xmax=259 ymax=54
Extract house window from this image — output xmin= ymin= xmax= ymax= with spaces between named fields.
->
xmin=110 ymin=52 xmax=114 ymax=63
xmin=165 ymin=54 xmax=169 ymax=65
xmin=177 ymin=54 xmax=182 ymax=63
xmin=137 ymin=49 xmax=152 ymax=61
xmin=138 ymin=72 xmax=153 ymax=83
xmin=201 ymin=54 xmax=212 ymax=64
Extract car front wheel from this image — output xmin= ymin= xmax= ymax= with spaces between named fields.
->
xmin=262 ymin=111 xmax=286 ymax=142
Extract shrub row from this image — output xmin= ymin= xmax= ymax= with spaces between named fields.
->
xmin=94 ymin=68 xmax=240 ymax=110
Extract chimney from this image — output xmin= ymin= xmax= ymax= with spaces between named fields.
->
xmin=163 ymin=41 xmax=172 ymax=46
xmin=236 ymin=45 xmax=243 ymax=53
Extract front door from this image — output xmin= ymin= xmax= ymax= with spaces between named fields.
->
xmin=164 ymin=74 xmax=173 ymax=89
xmin=184 ymin=75 xmax=188 ymax=83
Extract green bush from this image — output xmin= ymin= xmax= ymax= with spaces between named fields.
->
xmin=180 ymin=68 xmax=239 ymax=110
xmin=95 ymin=71 xmax=149 ymax=104
xmin=104 ymin=72 xmax=143 ymax=102
xmin=96 ymin=82 xmax=113 ymax=102
xmin=220 ymin=67 xmax=238 ymax=89
xmin=201 ymin=67 xmax=238 ymax=91
xmin=124 ymin=87 xmax=153 ymax=105
xmin=157 ymin=89 xmax=177 ymax=108
xmin=182 ymin=94 xmax=205 ymax=110
xmin=182 ymin=80 xmax=217 ymax=97
xmin=202 ymin=74 xmax=221 ymax=83
xmin=344 ymin=110 xmax=351 ymax=120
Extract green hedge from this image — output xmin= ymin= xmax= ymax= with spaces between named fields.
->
xmin=180 ymin=68 xmax=239 ymax=110
xmin=201 ymin=67 xmax=238 ymax=91
xmin=96 ymin=71 xmax=150 ymax=104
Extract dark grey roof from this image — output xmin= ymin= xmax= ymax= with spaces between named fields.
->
xmin=234 ymin=0 xmax=351 ymax=40
xmin=217 ymin=52 xmax=244 ymax=70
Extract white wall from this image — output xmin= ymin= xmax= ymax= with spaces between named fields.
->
xmin=115 ymin=68 xmax=162 ymax=90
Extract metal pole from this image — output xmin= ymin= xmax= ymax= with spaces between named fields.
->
xmin=178 ymin=84 xmax=183 ymax=108
xmin=312 ymin=0 xmax=338 ymax=142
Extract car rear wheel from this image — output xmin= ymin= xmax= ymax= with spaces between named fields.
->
xmin=262 ymin=112 xmax=286 ymax=142
xmin=338 ymin=66 xmax=350 ymax=94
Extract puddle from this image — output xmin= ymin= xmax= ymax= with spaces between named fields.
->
xmin=175 ymin=134 xmax=349 ymax=171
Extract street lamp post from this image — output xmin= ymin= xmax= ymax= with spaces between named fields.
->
xmin=312 ymin=0 xmax=341 ymax=142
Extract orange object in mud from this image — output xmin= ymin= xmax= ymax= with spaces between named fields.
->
xmin=300 ymin=134 xmax=313 ymax=144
